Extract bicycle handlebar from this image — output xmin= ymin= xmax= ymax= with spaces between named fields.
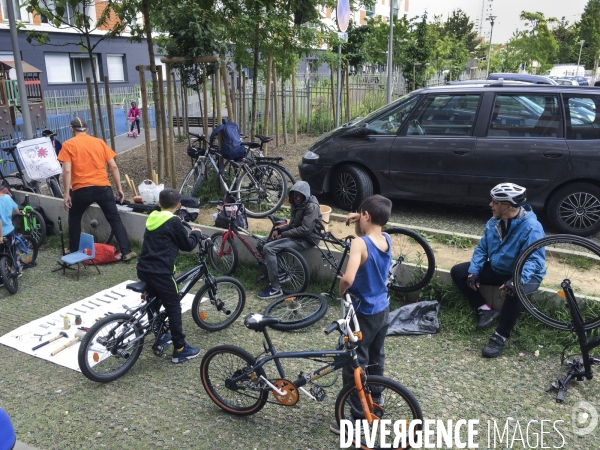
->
xmin=324 ymin=322 xmax=339 ymax=335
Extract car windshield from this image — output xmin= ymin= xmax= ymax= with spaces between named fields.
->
xmin=352 ymin=93 xmax=416 ymax=127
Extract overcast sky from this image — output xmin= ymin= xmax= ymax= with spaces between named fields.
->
xmin=407 ymin=0 xmax=589 ymax=43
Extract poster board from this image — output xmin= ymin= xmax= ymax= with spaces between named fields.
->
xmin=0 ymin=281 xmax=195 ymax=372
xmin=16 ymin=137 xmax=62 ymax=180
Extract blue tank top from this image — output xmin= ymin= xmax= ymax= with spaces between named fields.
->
xmin=349 ymin=234 xmax=392 ymax=315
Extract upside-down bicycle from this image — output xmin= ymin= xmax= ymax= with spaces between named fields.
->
xmin=200 ymin=294 xmax=423 ymax=449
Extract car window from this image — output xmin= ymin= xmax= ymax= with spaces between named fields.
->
xmin=488 ymin=94 xmax=561 ymax=138
xmin=405 ymin=94 xmax=480 ymax=136
xmin=353 ymin=93 xmax=417 ymax=128
xmin=564 ymin=94 xmax=600 ymax=140
xmin=367 ymin=95 xmax=421 ymax=135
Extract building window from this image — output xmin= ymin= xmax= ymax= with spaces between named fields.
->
xmin=1 ymin=0 xmax=30 ymax=22
xmin=107 ymin=54 xmax=126 ymax=82
xmin=38 ymin=1 xmax=95 ymax=26
xmin=44 ymin=53 xmax=100 ymax=84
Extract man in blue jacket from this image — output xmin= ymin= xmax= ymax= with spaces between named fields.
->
xmin=451 ymin=183 xmax=546 ymax=358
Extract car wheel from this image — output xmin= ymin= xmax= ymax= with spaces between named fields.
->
xmin=548 ymin=182 xmax=600 ymax=236
xmin=332 ymin=165 xmax=373 ymax=211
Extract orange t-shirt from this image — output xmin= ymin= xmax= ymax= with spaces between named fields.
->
xmin=58 ymin=134 xmax=117 ymax=191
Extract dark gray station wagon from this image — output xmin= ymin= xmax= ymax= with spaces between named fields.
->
xmin=299 ymin=83 xmax=600 ymax=236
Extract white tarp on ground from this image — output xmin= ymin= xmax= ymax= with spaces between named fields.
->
xmin=0 ymin=280 xmax=194 ymax=372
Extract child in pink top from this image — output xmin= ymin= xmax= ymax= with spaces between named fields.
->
xmin=128 ymin=101 xmax=141 ymax=134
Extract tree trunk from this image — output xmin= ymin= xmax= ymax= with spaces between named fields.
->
xmin=291 ymin=63 xmax=297 ymax=143
xmin=85 ymin=31 xmax=106 ymax=141
xmin=281 ymin=72 xmax=287 ymax=145
xmin=263 ymin=51 xmax=273 ymax=142
xmin=230 ymin=70 xmax=236 ymax=123
xmin=272 ymin=65 xmax=279 ymax=148
xmin=202 ymin=71 xmax=208 ymax=136
xmin=220 ymin=56 xmax=232 ymax=121
xmin=216 ymin=66 xmax=222 ymax=125
xmin=250 ymin=23 xmax=260 ymax=138
xmin=330 ymin=65 xmax=336 ymax=131
xmin=173 ymin=71 xmax=180 ymax=138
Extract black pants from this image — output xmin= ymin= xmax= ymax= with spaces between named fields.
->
xmin=68 ymin=186 xmax=132 ymax=255
xmin=450 ymin=261 xmax=539 ymax=338
xmin=130 ymin=119 xmax=140 ymax=133
xmin=342 ymin=307 xmax=389 ymax=418
xmin=138 ymin=271 xmax=186 ymax=348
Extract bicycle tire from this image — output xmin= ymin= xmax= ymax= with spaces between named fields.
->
xmin=384 ymin=227 xmax=435 ymax=293
xmin=277 ymin=248 xmax=310 ymax=294
xmin=15 ymin=234 xmax=38 ymax=267
xmin=81 ymin=208 xmax=116 ymax=246
xmin=48 ymin=177 xmax=63 ymax=199
xmin=235 ymin=162 xmax=287 ymax=218
xmin=513 ymin=234 xmax=600 ymax=331
xmin=77 ymin=313 xmax=144 ymax=382
xmin=200 ymin=344 xmax=268 ymax=416
xmin=24 ymin=210 xmax=46 ymax=245
xmin=191 ymin=276 xmax=246 ymax=331
xmin=273 ymin=163 xmax=296 ymax=189
xmin=335 ymin=375 xmax=423 ymax=450
xmin=263 ymin=293 xmax=328 ymax=331
xmin=180 ymin=162 xmax=204 ymax=197
xmin=208 ymin=232 xmax=238 ymax=275
xmin=0 ymin=256 xmax=18 ymax=294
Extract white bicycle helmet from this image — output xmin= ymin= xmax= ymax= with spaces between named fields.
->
xmin=490 ymin=183 xmax=526 ymax=206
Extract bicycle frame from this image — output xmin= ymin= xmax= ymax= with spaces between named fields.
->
xmin=216 ymin=221 xmax=276 ymax=261
xmin=0 ymin=148 xmax=41 ymax=194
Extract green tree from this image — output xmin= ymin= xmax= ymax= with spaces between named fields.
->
xmin=25 ymin=0 xmax=126 ymax=140
xmin=443 ymin=9 xmax=478 ymax=52
xmin=402 ymin=13 xmax=431 ymax=89
xmin=578 ymin=0 xmax=600 ymax=69
xmin=553 ymin=17 xmax=580 ymax=64
xmin=510 ymin=11 xmax=558 ymax=73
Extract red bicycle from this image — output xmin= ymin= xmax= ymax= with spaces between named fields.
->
xmin=208 ymin=200 xmax=310 ymax=294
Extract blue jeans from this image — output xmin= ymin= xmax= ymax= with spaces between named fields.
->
xmin=68 ymin=186 xmax=132 ymax=255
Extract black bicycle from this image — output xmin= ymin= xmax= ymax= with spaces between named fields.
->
xmin=513 ymin=234 xmax=600 ymax=401
xmin=0 ymin=233 xmax=38 ymax=295
xmin=262 ymin=223 xmax=436 ymax=331
xmin=201 ymin=294 xmax=423 ymax=449
xmin=78 ymin=233 xmax=246 ymax=382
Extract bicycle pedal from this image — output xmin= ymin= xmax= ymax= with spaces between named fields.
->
xmin=310 ymin=384 xmax=326 ymax=401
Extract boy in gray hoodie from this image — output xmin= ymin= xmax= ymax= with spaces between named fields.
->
xmin=258 ymin=181 xmax=321 ymax=299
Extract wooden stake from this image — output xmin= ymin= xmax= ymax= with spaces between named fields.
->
xmin=136 ymin=66 xmax=153 ymax=179
xmin=85 ymin=77 xmax=97 ymax=137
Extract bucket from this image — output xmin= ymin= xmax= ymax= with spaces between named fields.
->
xmin=320 ymin=205 xmax=332 ymax=232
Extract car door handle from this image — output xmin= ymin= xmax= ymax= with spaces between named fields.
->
xmin=453 ymin=149 xmax=471 ymax=156
xmin=543 ymin=152 xmax=563 ymax=158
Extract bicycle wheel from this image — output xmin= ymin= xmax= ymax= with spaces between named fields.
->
xmin=180 ymin=162 xmax=204 ymax=197
xmin=81 ymin=207 xmax=115 ymax=245
xmin=15 ymin=235 xmax=38 ymax=267
xmin=191 ymin=276 xmax=246 ymax=331
xmin=273 ymin=163 xmax=296 ymax=190
xmin=513 ymin=234 xmax=600 ymax=331
xmin=277 ymin=248 xmax=310 ymax=294
xmin=335 ymin=375 xmax=423 ymax=450
xmin=77 ymin=313 xmax=144 ymax=382
xmin=208 ymin=232 xmax=238 ymax=275
xmin=48 ymin=177 xmax=63 ymax=198
xmin=0 ymin=256 xmax=18 ymax=294
xmin=235 ymin=162 xmax=287 ymax=218
xmin=24 ymin=210 xmax=46 ymax=245
xmin=384 ymin=227 xmax=435 ymax=293
xmin=200 ymin=344 xmax=268 ymax=416
xmin=263 ymin=293 xmax=328 ymax=331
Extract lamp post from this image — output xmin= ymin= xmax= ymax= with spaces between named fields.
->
xmin=412 ymin=62 xmax=421 ymax=91
xmin=577 ymin=40 xmax=585 ymax=77
xmin=386 ymin=0 xmax=396 ymax=104
xmin=486 ymin=15 xmax=497 ymax=77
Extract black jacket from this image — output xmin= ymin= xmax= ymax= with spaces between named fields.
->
xmin=278 ymin=181 xmax=322 ymax=242
xmin=137 ymin=211 xmax=202 ymax=275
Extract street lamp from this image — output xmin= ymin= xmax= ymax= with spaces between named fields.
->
xmin=577 ymin=40 xmax=585 ymax=76
xmin=412 ymin=62 xmax=422 ymax=91
xmin=486 ymin=15 xmax=497 ymax=77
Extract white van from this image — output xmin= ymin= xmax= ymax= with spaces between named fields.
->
xmin=548 ymin=64 xmax=585 ymax=78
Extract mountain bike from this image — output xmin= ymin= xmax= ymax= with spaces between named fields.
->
xmin=179 ymin=134 xmax=288 ymax=217
xmin=77 ymin=231 xmax=246 ymax=382
xmin=513 ymin=234 xmax=600 ymax=402
xmin=208 ymin=199 xmax=310 ymax=294
xmin=240 ymin=134 xmax=296 ymax=189
xmin=262 ymin=223 xmax=436 ymax=330
xmin=0 ymin=233 xmax=38 ymax=295
xmin=200 ymin=294 xmax=423 ymax=449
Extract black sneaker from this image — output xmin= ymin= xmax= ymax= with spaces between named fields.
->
xmin=152 ymin=333 xmax=172 ymax=353
xmin=476 ymin=309 xmax=500 ymax=330
xmin=482 ymin=334 xmax=506 ymax=358
xmin=257 ymin=285 xmax=283 ymax=300
xmin=172 ymin=343 xmax=201 ymax=364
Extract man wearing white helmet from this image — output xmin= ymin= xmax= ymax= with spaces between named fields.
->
xmin=450 ymin=183 xmax=546 ymax=358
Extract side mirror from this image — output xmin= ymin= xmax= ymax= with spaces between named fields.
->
xmin=353 ymin=123 xmax=370 ymax=137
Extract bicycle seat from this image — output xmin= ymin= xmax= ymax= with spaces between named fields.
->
xmin=126 ymin=281 xmax=147 ymax=293
xmin=254 ymin=134 xmax=273 ymax=144
xmin=268 ymin=215 xmax=287 ymax=226
xmin=244 ymin=313 xmax=281 ymax=332
xmin=242 ymin=142 xmax=261 ymax=149
xmin=189 ymin=132 xmax=203 ymax=139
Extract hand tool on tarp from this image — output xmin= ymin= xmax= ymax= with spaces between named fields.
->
xmin=32 ymin=331 xmax=68 ymax=351
xmin=51 ymin=330 xmax=86 ymax=356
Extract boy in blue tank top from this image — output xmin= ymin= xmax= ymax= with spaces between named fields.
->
xmin=331 ymin=195 xmax=393 ymax=433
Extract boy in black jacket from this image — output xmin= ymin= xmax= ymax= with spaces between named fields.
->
xmin=258 ymin=181 xmax=321 ymax=299
xmin=137 ymin=188 xmax=203 ymax=363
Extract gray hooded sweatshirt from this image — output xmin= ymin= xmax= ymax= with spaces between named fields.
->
xmin=278 ymin=181 xmax=322 ymax=242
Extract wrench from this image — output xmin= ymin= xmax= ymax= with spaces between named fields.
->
xmin=104 ymin=294 xmax=118 ymax=300
xmin=96 ymin=298 xmax=110 ymax=304
xmin=89 ymin=300 xmax=100 ymax=307
xmin=74 ymin=307 xmax=86 ymax=313
xmin=111 ymin=290 xmax=126 ymax=297
xmin=82 ymin=304 xmax=94 ymax=310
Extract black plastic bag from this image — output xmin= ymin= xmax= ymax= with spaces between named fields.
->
xmin=386 ymin=300 xmax=440 ymax=336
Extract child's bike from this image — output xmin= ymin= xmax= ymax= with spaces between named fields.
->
xmin=78 ymin=233 xmax=246 ymax=382
xmin=0 ymin=233 xmax=38 ymax=294
xmin=201 ymin=294 xmax=423 ymax=449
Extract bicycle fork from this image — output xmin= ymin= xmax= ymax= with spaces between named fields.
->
xmin=353 ymin=366 xmax=378 ymax=424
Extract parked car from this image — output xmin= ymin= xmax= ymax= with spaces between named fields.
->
xmin=561 ymin=76 xmax=590 ymax=86
xmin=487 ymin=73 xmax=557 ymax=85
xmin=554 ymin=78 xmax=579 ymax=86
xmin=299 ymin=84 xmax=600 ymax=236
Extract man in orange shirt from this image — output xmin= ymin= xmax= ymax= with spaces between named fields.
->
xmin=58 ymin=117 xmax=136 ymax=261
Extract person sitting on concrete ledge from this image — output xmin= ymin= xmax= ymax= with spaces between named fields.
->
xmin=450 ymin=183 xmax=546 ymax=358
